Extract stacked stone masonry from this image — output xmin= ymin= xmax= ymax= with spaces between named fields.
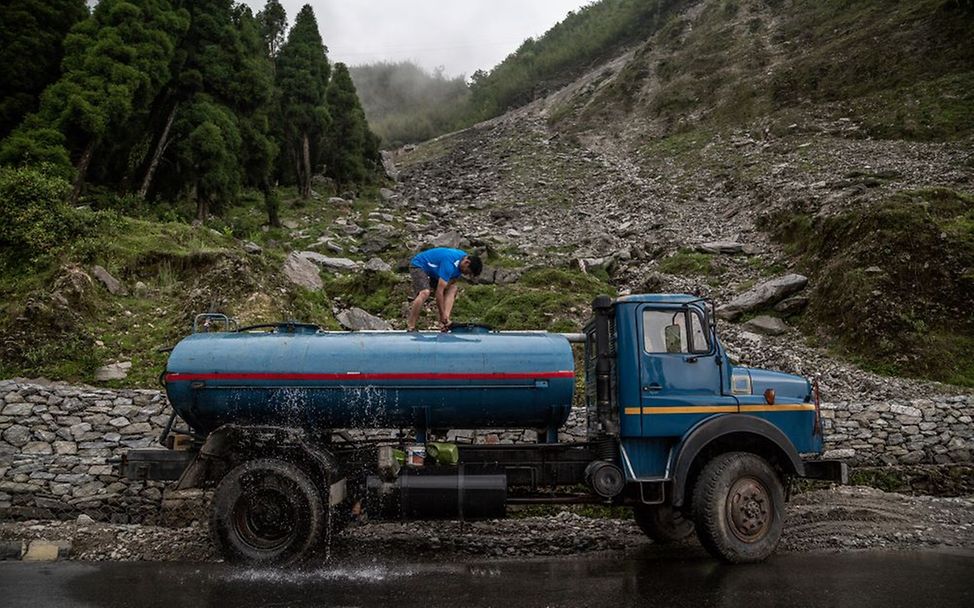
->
xmin=0 ymin=380 xmax=971 ymax=521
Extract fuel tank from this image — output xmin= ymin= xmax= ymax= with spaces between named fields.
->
xmin=164 ymin=328 xmax=575 ymax=435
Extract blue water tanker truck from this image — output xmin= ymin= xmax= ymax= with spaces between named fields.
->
xmin=122 ymin=294 xmax=846 ymax=564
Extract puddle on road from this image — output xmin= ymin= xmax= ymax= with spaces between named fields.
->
xmin=224 ymin=564 xmax=414 ymax=584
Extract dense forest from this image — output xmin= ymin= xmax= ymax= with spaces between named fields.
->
xmin=0 ymin=0 xmax=380 ymax=226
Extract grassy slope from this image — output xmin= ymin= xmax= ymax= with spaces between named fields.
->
xmin=0 ymin=185 xmax=614 ymax=388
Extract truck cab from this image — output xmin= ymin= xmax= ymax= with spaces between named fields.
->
xmin=581 ymin=294 xmax=842 ymax=561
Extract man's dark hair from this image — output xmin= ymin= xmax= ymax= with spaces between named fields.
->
xmin=467 ymin=255 xmax=483 ymax=277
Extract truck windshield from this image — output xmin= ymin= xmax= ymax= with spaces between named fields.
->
xmin=643 ymin=309 xmax=710 ymax=354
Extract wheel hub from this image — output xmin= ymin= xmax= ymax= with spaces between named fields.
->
xmin=233 ymin=473 xmax=299 ymax=550
xmin=726 ymin=476 xmax=771 ymax=543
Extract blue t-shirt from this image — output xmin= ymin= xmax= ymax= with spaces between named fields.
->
xmin=411 ymin=247 xmax=467 ymax=283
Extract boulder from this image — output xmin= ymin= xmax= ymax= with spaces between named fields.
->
xmin=360 ymin=235 xmax=392 ymax=255
xmin=716 ymin=274 xmax=808 ymax=320
xmin=363 ymin=257 xmax=392 ymax=273
xmin=379 ymin=187 xmax=398 ymax=202
xmin=283 ymin=252 xmax=323 ymax=290
xmin=336 ymin=308 xmax=393 ymax=331
xmin=94 ymin=361 xmax=132 ymax=382
xmin=430 ymin=230 xmax=463 ymax=249
xmin=695 ymin=241 xmax=745 ymax=255
xmin=578 ymin=256 xmax=617 ymax=275
xmin=774 ymin=296 xmax=809 ymax=316
xmin=298 ymin=252 xmax=361 ymax=272
xmin=380 ymin=151 xmax=399 ymax=180
xmin=91 ymin=265 xmax=127 ymax=295
xmin=243 ymin=241 xmax=262 ymax=254
xmin=477 ymin=267 xmax=521 ymax=285
xmin=743 ymin=315 xmax=789 ymax=336
xmin=328 ymin=196 xmax=349 ymax=206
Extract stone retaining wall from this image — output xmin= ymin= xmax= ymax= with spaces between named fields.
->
xmin=0 ymin=379 xmax=971 ymax=521
xmin=820 ymin=396 xmax=973 ymax=465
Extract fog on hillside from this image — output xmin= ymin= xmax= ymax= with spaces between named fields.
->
xmin=350 ymin=61 xmax=471 ymax=147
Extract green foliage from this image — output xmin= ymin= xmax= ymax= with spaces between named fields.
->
xmin=0 ymin=0 xmax=88 ymax=138
xmin=275 ymin=4 xmax=330 ymax=197
xmin=173 ymin=97 xmax=242 ymax=216
xmin=0 ymin=164 xmax=77 ymax=257
xmin=469 ymin=0 xmax=688 ymax=119
xmin=1 ymin=0 xmax=190 ymax=181
xmin=764 ymin=189 xmax=974 ymax=386
xmin=454 ymin=268 xmax=614 ymax=332
xmin=350 ymin=61 xmax=472 ymax=147
xmin=256 ymin=0 xmax=287 ymax=57
xmin=658 ymin=250 xmax=716 ymax=275
xmin=322 ymin=63 xmax=378 ymax=185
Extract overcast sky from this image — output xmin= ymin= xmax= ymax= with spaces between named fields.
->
xmin=241 ymin=1 xmax=592 ymax=78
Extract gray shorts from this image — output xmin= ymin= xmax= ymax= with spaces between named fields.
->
xmin=409 ymin=267 xmax=435 ymax=298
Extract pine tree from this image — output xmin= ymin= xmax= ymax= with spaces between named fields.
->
xmin=256 ymin=0 xmax=288 ymax=58
xmin=235 ymin=4 xmax=280 ymax=226
xmin=275 ymin=4 xmax=330 ymax=199
xmin=0 ymin=0 xmax=189 ymax=202
xmin=147 ymin=1 xmax=276 ymax=220
xmin=323 ymin=63 xmax=377 ymax=186
xmin=0 ymin=0 xmax=88 ymax=139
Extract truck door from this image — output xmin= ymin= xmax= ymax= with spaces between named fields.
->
xmin=637 ymin=304 xmax=736 ymax=436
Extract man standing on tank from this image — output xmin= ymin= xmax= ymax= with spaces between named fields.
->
xmin=407 ymin=247 xmax=483 ymax=332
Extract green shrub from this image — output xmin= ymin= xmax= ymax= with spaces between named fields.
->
xmin=0 ymin=164 xmax=76 ymax=257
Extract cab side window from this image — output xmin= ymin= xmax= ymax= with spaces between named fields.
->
xmin=643 ymin=309 xmax=710 ymax=354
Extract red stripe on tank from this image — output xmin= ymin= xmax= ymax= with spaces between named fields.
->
xmin=165 ymin=371 xmax=575 ymax=382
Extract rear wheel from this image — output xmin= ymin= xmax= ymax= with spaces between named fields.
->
xmin=210 ymin=458 xmax=324 ymax=564
xmin=691 ymin=452 xmax=784 ymax=563
xmin=633 ymin=503 xmax=694 ymax=544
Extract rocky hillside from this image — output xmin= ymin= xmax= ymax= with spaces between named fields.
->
xmin=393 ymin=0 xmax=974 ymax=389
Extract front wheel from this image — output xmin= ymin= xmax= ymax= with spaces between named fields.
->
xmin=633 ymin=503 xmax=694 ymax=544
xmin=210 ymin=458 xmax=325 ymax=564
xmin=691 ymin=452 xmax=784 ymax=563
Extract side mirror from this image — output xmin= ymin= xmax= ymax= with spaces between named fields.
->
xmin=664 ymin=324 xmax=683 ymax=353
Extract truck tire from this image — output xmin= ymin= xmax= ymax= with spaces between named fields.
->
xmin=633 ymin=503 xmax=694 ymax=544
xmin=210 ymin=458 xmax=324 ymax=564
xmin=691 ymin=452 xmax=784 ymax=563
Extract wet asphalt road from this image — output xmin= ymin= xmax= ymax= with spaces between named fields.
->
xmin=1 ymin=549 xmax=972 ymax=608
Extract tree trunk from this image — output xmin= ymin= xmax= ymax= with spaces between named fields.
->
xmin=138 ymin=103 xmax=178 ymax=199
xmin=70 ymin=140 xmax=95 ymax=204
xmin=263 ymin=179 xmax=280 ymax=227
xmin=190 ymin=183 xmax=206 ymax=222
xmin=196 ymin=196 xmax=208 ymax=222
xmin=301 ymin=132 xmax=311 ymax=199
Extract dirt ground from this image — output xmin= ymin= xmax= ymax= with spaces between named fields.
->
xmin=1 ymin=486 xmax=972 ymax=562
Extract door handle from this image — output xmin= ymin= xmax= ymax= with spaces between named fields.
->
xmin=643 ymin=383 xmax=662 ymax=392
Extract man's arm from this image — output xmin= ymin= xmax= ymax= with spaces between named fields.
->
xmin=440 ymin=282 xmax=459 ymax=329
xmin=435 ymin=278 xmax=449 ymax=326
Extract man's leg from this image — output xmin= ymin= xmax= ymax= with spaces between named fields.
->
xmin=407 ymin=289 xmax=430 ymax=331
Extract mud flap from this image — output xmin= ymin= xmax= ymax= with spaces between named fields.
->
xmin=802 ymin=460 xmax=848 ymax=484
xmin=329 ymin=478 xmax=347 ymax=506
